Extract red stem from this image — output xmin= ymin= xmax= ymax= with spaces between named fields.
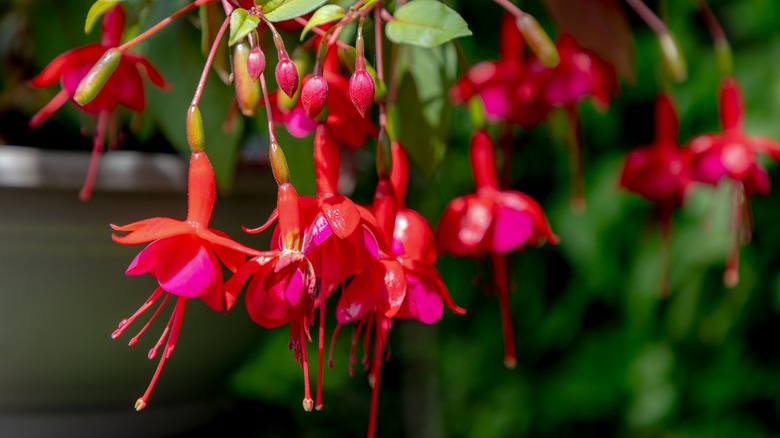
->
xmin=191 ymin=16 xmax=231 ymax=109
xmin=491 ymin=252 xmax=517 ymax=369
xmin=119 ymin=0 xmax=218 ymax=52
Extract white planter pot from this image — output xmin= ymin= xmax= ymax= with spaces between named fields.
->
xmin=0 ymin=146 xmax=275 ymax=437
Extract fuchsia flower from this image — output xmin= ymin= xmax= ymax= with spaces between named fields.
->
xmin=450 ymin=14 xmax=550 ymax=129
xmin=687 ymin=77 xmax=780 ymax=286
xmin=29 ymin=5 xmax=167 ymax=200
xmin=620 ymin=94 xmax=692 ymax=295
xmin=437 ymin=129 xmax=557 ymax=368
xmin=224 ymin=182 xmax=319 ymax=411
xmin=621 ymin=94 xmax=692 ymax=213
xmin=335 ymin=142 xmax=464 ymax=438
xmin=110 ymin=152 xmax=260 ymax=411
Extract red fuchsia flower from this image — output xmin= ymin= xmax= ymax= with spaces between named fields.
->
xmin=334 ymin=142 xmax=464 ymax=438
xmin=224 ymin=182 xmax=319 ymax=412
xmin=526 ymin=32 xmax=619 ymax=211
xmin=110 ymin=151 xmax=261 ymax=411
xmin=687 ymin=76 xmax=780 ymax=286
xmin=28 ymin=5 xmax=167 ymax=200
xmin=449 ymin=13 xmax=551 ymax=129
xmin=620 ymin=93 xmax=693 ymax=295
xmin=436 ymin=129 xmax=558 ymax=368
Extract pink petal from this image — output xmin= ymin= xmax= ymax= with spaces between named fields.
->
xmin=155 ymin=236 xmax=220 ymax=299
xmin=302 ymin=213 xmax=334 ymax=255
xmin=404 ymin=275 xmax=444 ymax=324
xmin=335 ymin=268 xmax=376 ymax=323
xmin=492 ymin=205 xmax=535 ymax=253
xmin=284 ymin=104 xmax=317 ymax=138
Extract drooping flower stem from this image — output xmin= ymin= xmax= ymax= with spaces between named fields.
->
xmin=191 ymin=16 xmax=231 ymax=109
xmin=491 ymin=252 xmax=517 ymax=369
xmin=374 ymin=5 xmax=387 ymax=133
xmin=565 ymin=105 xmax=586 ymax=213
xmin=695 ymin=0 xmax=733 ymax=76
xmin=724 ymin=183 xmax=744 ymax=288
xmin=117 ymin=0 xmax=219 ymax=53
xmin=79 ymin=111 xmax=109 ymax=201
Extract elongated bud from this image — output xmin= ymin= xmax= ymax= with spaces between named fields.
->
xmin=349 ymin=70 xmax=375 ymax=118
xmin=301 ymin=75 xmax=328 ymax=119
xmin=74 ymin=48 xmax=121 ymax=106
xmin=516 ymin=14 xmax=559 ymax=68
xmin=658 ymin=31 xmax=687 ymax=82
xmin=247 ymin=46 xmax=266 ymax=81
xmin=270 ymin=140 xmax=290 ymax=185
xmin=186 ymin=105 xmax=205 ymax=152
xmin=276 ymin=56 xmax=299 ymax=98
xmin=277 ymin=182 xmax=302 ymax=251
xmin=719 ymin=76 xmax=743 ymax=132
xmin=376 ymin=129 xmax=392 ymax=180
xmin=233 ymin=42 xmax=260 ymax=117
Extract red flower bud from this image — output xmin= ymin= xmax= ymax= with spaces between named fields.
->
xmin=348 ymin=69 xmax=375 ymax=118
xmin=301 ymin=75 xmax=329 ymax=119
xmin=275 ymin=58 xmax=299 ymax=98
xmin=247 ymin=47 xmax=266 ymax=82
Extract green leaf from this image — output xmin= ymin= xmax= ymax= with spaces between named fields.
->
xmin=262 ymin=0 xmax=329 ymax=23
xmin=228 ymin=8 xmax=260 ymax=46
xmin=84 ymin=0 xmax=123 ymax=34
xmin=300 ymin=5 xmax=345 ymax=41
xmin=385 ymin=0 xmax=471 ymax=48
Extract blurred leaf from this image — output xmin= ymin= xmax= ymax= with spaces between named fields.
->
xmin=261 ymin=0 xmax=329 ymax=22
xmin=228 ymin=8 xmax=260 ymax=46
xmin=84 ymin=0 xmax=123 ymax=34
xmin=386 ymin=0 xmax=472 ymax=48
xmin=300 ymin=5 xmax=344 ymax=41
xmin=542 ymin=0 xmax=636 ymax=82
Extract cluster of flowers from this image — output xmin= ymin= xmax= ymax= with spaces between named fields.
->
xmin=28 ymin=0 xmax=779 ymax=436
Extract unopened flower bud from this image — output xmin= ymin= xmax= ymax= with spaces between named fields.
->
xmin=658 ymin=31 xmax=687 ymax=83
xmin=186 ymin=105 xmax=205 ymax=152
xmin=233 ymin=42 xmax=260 ymax=117
xmin=247 ymin=46 xmax=266 ymax=82
xmin=516 ymin=14 xmax=559 ymax=68
xmin=301 ymin=75 xmax=328 ymax=119
xmin=275 ymin=57 xmax=299 ymax=98
xmin=269 ymin=140 xmax=290 ymax=185
xmin=74 ymin=48 xmax=122 ymax=106
xmin=348 ymin=69 xmax=375 ymax=118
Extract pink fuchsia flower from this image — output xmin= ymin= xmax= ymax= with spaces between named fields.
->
xmin=450 ymin=14 xmax=551 ymax=129
xmin=687 ymin=77 xmax=780 ymax=286
xmin=224 ymin=182 xmax=318 ymax=412
xmin=28 ymin=5 xmax=167 ymax=200
xmin=110 ymin=151 xmax=260 ymax=411
xmin=334 ymin=143 xmax=464 ymax=438
xmin=436 ymin=129 xmax=558 ymax=368
xmin=620 ymin=94 xmax=693 ymax=295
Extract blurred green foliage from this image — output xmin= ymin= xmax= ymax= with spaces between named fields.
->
xmin=3 ymin=0 xmax=780 ymax=437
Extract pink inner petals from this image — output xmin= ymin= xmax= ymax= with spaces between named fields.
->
xmin=492 ymin=205 xmax=534 ymax=254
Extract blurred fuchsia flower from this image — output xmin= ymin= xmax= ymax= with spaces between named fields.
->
xmin=621 ymin=93 xmax=692 ymax=215
xmin=224 ymin=182 xmax=319 ymax=412
xmin=687 ymin=76 xmax=780 ymax=286
xmin=449 ymin=14 xmax=550 ymax=129
xmin=28 ymin=5 xmax=167 ymax=200
xmin=437 ymin=129 xmax=557 ymax=368
xmin=335 ymin=142 xmax=464 ymax=438
xmin=620 ymin=93 xmax=692 ymax=295
xmin=110 ymin=151 xmax=260 ymax=411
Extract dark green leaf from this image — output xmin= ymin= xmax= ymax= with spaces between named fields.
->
xmin=385 ymin=0 xmax=471 ymax=48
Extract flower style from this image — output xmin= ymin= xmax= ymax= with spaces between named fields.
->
xmin=110 ymin=151 xmax=261 ymax=410
xmin=437 ymin=129 xmax=557 ymax=368
xmin=687 ymin=76 xmax=780 ymax=286
xmin=334 ymin=142 xmax=464 ymax=438
xmin=29 ymin=5 xmax=167 ymax=200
